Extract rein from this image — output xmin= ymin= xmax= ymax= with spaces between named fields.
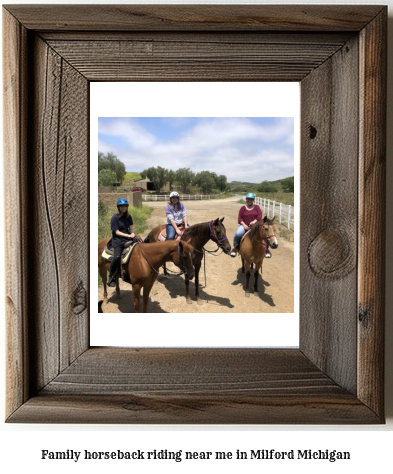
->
xmin=137 ymin=242 xmax=160 ymax=274
xmin=165 ymin=244 xmax=190 ymax=276
xmin=140 ymin=242 xmax=190 ymax=277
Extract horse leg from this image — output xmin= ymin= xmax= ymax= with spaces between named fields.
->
xmin=253 ymin=269 xmax=259 ymax=295
xmin=241 ymin=257 xmax=245 ymax=273
xmin=132 ymin=284 xmax=142 ymax=312
xmin=185 ymin=275 xmax=192 ymax=304
xmin=142 ymin=281 xmax=154 ymax=313
xmin=163 ymin=263 xmax=169 ymax=276
xmin=115 ymin=274 xmax=121 ymax=299
xmin=99 ymin=264 xmax=108 ymax=304
xmin=244 ymin=261 xmax=251 ymax=297
xmin=194 ymin=263 xmax=203 ymax=305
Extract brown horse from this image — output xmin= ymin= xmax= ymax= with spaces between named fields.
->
xmin=239 ymin=216 xmax=278 ymax=297
xmin=98 ymin=238 xmax=195 ymax=312
xmin=144 ymin=218 xmax=231 ymax=304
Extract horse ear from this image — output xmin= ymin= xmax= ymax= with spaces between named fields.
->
xmin=272 ymin=216 xmax=276 ymax=222
xmin=263 ymin=215 xmax=267 ymax=223
xmin=214 ymin=218 xmax=219 ymax=224
xmin=220 ymin=217 xmax=225 ymax=222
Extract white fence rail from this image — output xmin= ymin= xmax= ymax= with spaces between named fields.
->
xmin=253 ymin=196 xmax=294 ymax=231
xmin=142 ymin=194 xmax=219 ymax=201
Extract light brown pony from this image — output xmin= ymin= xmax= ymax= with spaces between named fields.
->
xmin=144 ymin=218 xmax=231 ymax=304
xmin=98 ymin=238 xmax=195 ymax=312
xmin=239 ymin=216 xmax=278 ymax=296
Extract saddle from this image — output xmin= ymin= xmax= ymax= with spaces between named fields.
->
xmin=158 ymin=226 xmax=184 ymax=242
xmin=102 ymin=239 xmax=139 ymax=265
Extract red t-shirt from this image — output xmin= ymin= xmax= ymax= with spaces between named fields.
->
xmin=238 ymin=205 xmax=262 ymax=226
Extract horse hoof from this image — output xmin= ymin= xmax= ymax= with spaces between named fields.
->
xmin=186 ymin=298 xmax=193 ymax=304
xmin=197 ymin=299 xmax=203 ymax=305
xmin=254 ymin=291 xmax=258 ymax=296
xmin=245 ymin=292 xmax=250 ymax=297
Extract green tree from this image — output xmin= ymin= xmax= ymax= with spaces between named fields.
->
xmin=257 ymin=180 xmax=279 ymax=193
xmin=281 ymin=177 xmax=294 ymax=193
xmin=176 ymin=168 xmax=195 ymax=192
xmin=167 ymin=169 xmax=176 ymax=190
xmin=142 ymin=166 xmax=169 ymax=192
xmin=194 ymin=171 xmax=216 ymax=194
xmin=215 ymin=174 xmax=228 ymax=192
xmin=98 ymin=169 xmax=117 ymax=186
xmin=98 ymin=151 xmax=126 ymax=184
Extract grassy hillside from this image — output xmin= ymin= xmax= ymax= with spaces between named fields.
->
xmin=123 ymin=172 xmax=142 ymax=186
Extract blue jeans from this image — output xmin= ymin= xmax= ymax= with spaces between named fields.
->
xmin=166 ymin=224 xmax=177 ymax=240
xmin=233 ymin=225 xmax=246 ymax=247
xmin=166 ymin=223 xmax=190 ymax=240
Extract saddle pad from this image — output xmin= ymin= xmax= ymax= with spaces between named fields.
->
xmin=158 ymin=228 xmax=183 ymax=242
xmin=102 ymin=242 xmax=138 ymax=265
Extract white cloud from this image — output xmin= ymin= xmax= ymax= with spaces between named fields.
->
xmin=98 ymin=117 xmax=294 ymax=182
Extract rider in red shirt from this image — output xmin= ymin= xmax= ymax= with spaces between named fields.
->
xmin=230 ymin=192 xmax=271 ymax=258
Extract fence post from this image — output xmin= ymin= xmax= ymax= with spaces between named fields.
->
xmin=288 ymin=205 xmax=291 ymax=230
xmin=279 ymin=202 xmax=282 ymax=224
xmin=273 ymin=201 xmax=276 ymax=219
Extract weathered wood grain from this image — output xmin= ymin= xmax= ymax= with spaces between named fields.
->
xmin=30 ymin=36 xmax=90 ymax=387
xmin=3 ymin=5 xmax=384 ymax=32
xmin=300 ymin=36 xmax=359 ymax=394
xmin=45 ymin=37 xmax=349 ymax=82
xmin=3 ymin=5 xmax=386 ymax=424
xmin=358 ymin=9 xmax=387 ymax=417
xmin=7 ymin=349 xmax=379 ymax=424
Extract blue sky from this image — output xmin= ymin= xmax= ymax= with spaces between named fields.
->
xmin=98 ymin=117 xmax=294 ymax=183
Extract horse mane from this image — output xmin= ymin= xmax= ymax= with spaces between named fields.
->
xmin=248 ymin=220 xmax=264 ymax=240
xmin=182 ymin=222 xmax=209 ymax=241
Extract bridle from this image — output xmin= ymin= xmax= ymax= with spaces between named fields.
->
xmin=208 ymin=220 xmax=229 ymax=250
xmin=254 ymin=222 xmax=276 ymax=251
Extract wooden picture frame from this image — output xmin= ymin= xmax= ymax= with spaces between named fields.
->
xmin=3 ymin=5 xmax=386 ymax=424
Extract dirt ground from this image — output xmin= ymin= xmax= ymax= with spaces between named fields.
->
xmin=98 ymin=196 xmax=294 ymax=313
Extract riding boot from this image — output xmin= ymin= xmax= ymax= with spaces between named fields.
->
xmin=107 ymin=271 xmax=117 ymax=287
xmin=265 ymin=249 xmax=272 ymax=258
xmin=108 ymin=250 xmax=121 ymax=287
xmin=230 ymin=243 xmax=239 ymax=258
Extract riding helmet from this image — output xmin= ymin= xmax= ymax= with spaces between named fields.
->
xmin=246 ymin=192 xmax=256 ymax=199
xmin=170 ymin=191 xmax=180 ymax=199
xmin=117 ymin=198 xmax=129 ymax=206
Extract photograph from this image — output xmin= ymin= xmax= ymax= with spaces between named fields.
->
xmin=90 ymin=83 xmax=299 ymax=347
xmin=97 ymin=116 xmax=296 ymax=315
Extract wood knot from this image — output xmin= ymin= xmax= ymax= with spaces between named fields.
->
xmin=358 ymin=307 xmax=371 ymax=328
xmin=309 ymin=125 xmax=317 ymax=139
xmin=308 ymin=229 xmax=355 ymax=279
xmin=73 ymin=281 xmax=87 ymax=315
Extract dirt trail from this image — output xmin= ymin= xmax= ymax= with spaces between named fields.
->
xmin=98 ymin=197 xmax=294 ymax=313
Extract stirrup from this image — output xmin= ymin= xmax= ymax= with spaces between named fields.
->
xmin=265 ymin=251 xmax=272 ymax=259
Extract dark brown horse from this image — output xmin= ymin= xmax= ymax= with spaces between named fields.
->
xmin=98 ymin=238 xmax=195 ymax=312
xmin=144 ymin=218 xmax=231 ymax=304
xmin=239 ymin=216 xmax=278 ymax=296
